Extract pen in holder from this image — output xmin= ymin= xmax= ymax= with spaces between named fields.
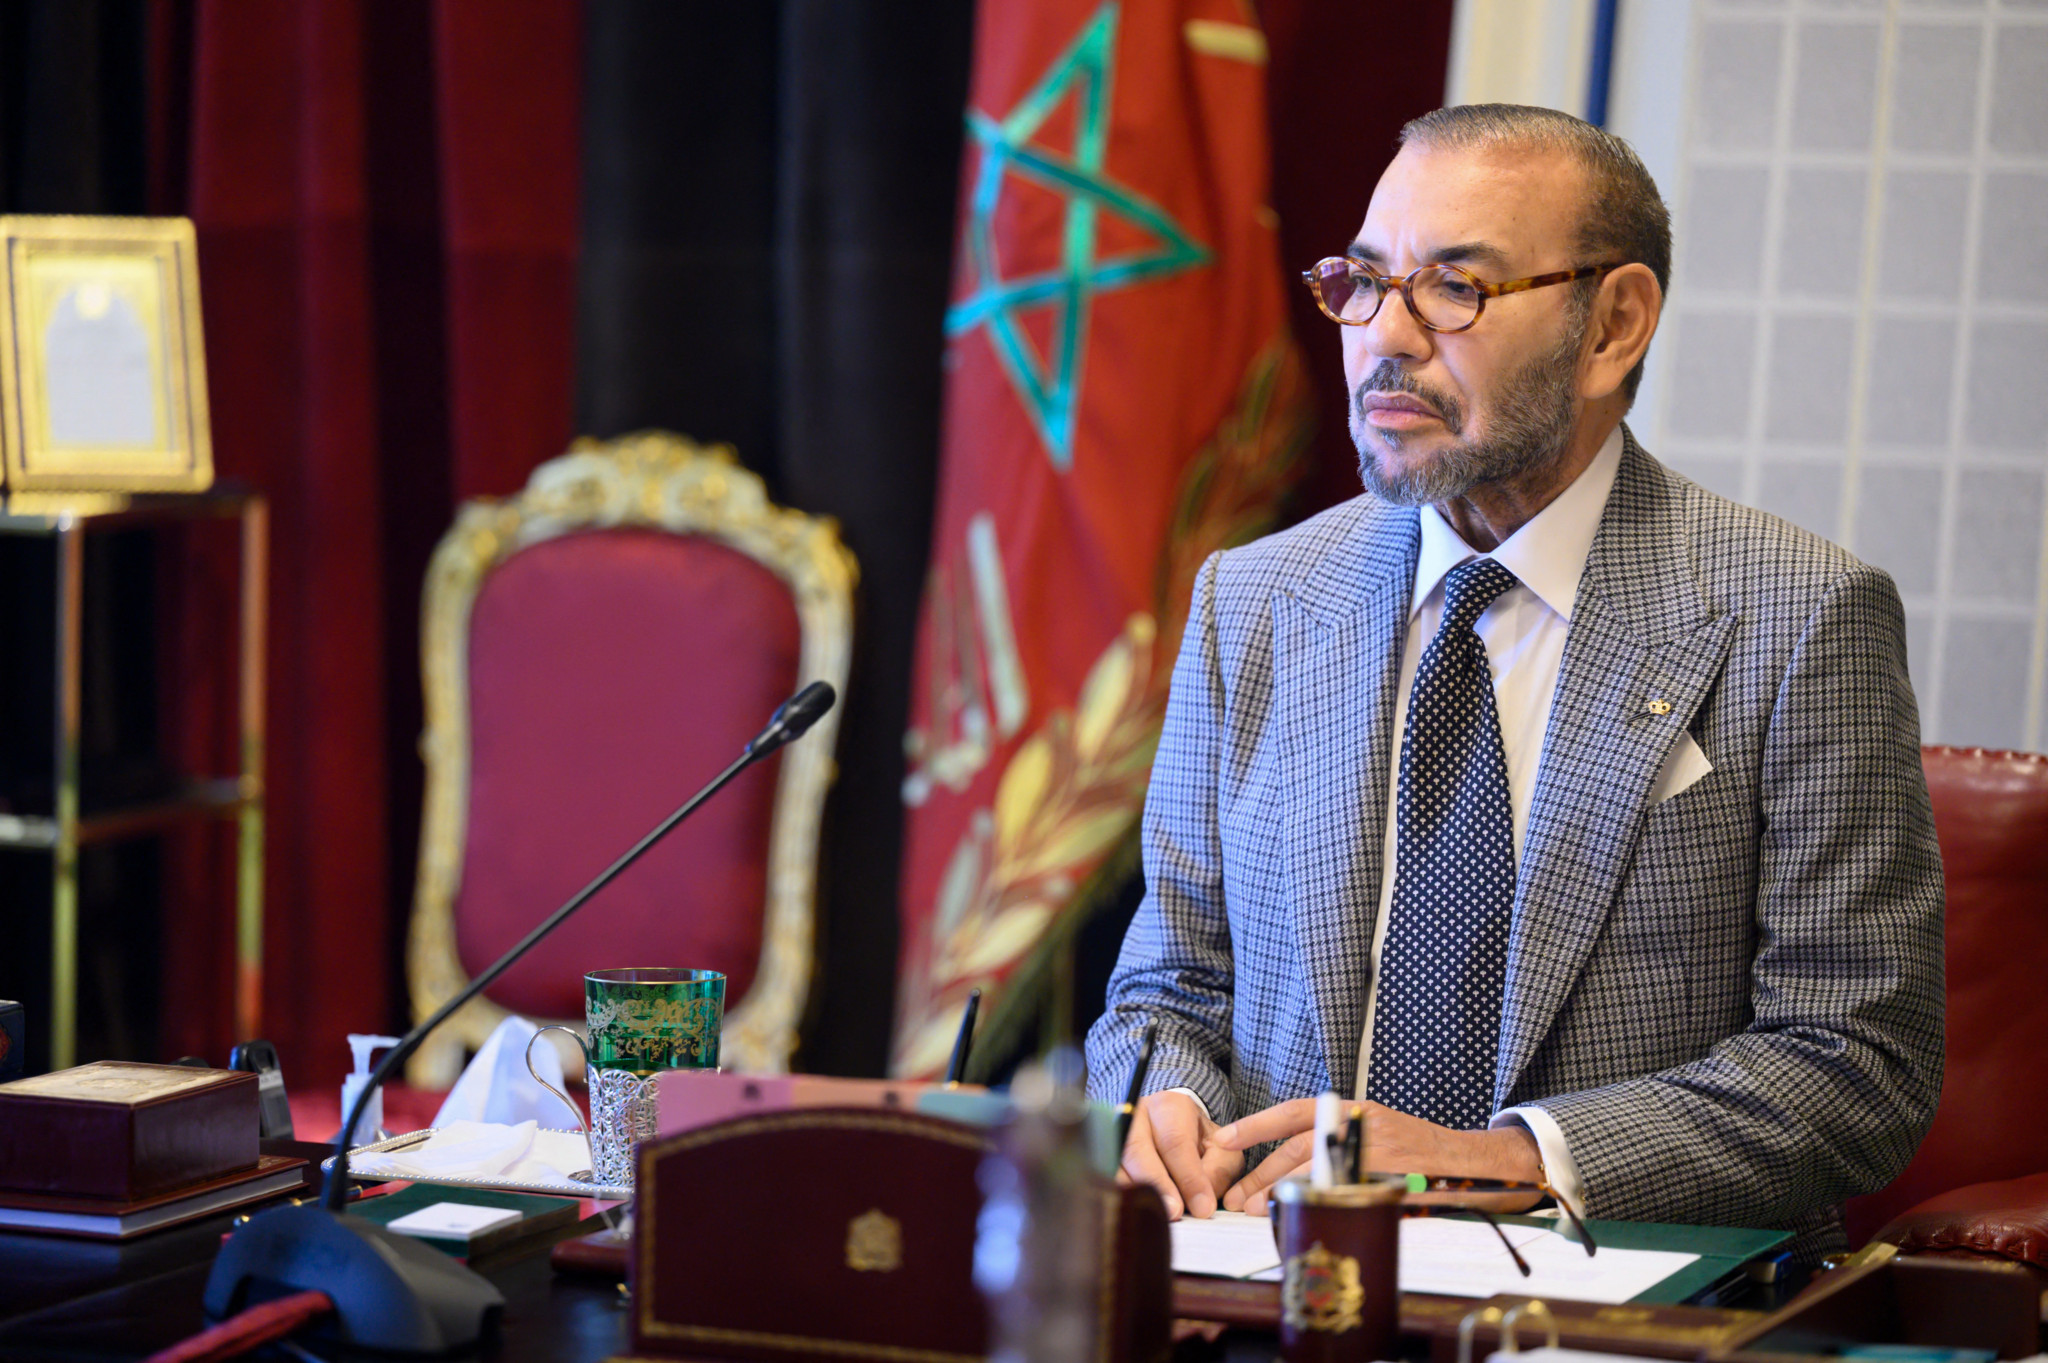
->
xmin=1272 ymin=1176 xmax=1403 ymax=1363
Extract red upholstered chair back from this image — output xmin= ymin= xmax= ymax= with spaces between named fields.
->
xmin=406 ymin=433 xmax=855 ymax=1086
xmin=1844 ymin=746 xmax=2048 ymax=1245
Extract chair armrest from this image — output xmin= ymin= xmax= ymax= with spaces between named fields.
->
xmin=1873 ymin=1171 xmax=2048 ymax=1270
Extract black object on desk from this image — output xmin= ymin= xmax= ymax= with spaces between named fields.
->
xmin=944 ymin=987 xmax=981 ymax=1084
xmin=1115 ymin=1022 xmax=1156 ymax=1157
xmin=230 ymin=1038 xmax=295 ymax=1139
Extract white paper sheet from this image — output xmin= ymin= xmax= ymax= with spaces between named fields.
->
xmin=1169 ymin=1211 xmax=1699 ymax=1305
xmin=1168 ymin=1209 xmax=1282 ymax=1279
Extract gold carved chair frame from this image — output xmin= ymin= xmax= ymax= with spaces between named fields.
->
xmin=405 ymin=431 xmax=856 ymax=1087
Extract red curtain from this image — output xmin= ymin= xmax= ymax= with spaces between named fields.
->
xmin=151 ymin=0 xmax=583 ymax=1087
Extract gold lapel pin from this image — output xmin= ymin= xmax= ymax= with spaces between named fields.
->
xmin=1645 ymin=697 xmax=1673 ymax=717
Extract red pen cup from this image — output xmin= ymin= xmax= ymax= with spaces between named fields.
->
xmin=1272 ymin=1176 xmax=1403 ymax=1363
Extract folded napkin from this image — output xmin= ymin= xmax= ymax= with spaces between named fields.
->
xmin=354 ymin=1119 xmax=592 ymax=1184
xmin=431 ymin=1014 xmax=579 ymax=1130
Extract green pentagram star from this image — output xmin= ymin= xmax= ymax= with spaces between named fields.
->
xmin=945 ymin=1 xmax=1210 ymax=470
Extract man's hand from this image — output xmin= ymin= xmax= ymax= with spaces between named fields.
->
xmin=1211 ymin=1099 xmax=1544 ymax=1213
xmin=1118 ymin=1090 xmax=1245 ymax=1219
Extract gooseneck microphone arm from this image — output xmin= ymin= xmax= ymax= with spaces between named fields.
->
xmin=321 ymin=679 xmax=837 ymax=1212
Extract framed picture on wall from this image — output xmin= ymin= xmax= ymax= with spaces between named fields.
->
xmin=0 ymin=215 xmax=213 ymax=494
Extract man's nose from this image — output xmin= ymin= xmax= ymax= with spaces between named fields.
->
xmin=1362 ymin=283 xmax=1433 ymax=364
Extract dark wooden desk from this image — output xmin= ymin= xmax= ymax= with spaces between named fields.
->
xmin=0 ymin=1141 xmax=1768 ymax=1363
xmin=0 ymin=1239 xmax=631 ymax=1362
xmin=0 ymin=1140 xmax=631 ymax=1362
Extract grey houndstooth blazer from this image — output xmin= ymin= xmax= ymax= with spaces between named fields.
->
xmin=1085 ymin=431 xmax=1945 ymax=1264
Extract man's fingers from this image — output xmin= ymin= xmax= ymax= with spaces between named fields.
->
xmin=1211 ymin=1097 xmax=1319 ymax=1151
xmin=1222 ymin=1132 xmax=1313 ymax=1213
xmin=1150 ymin=1097 xmax=1220 ymax=1218
xmin=1118 ymin=1101 xmax=1187 ymax=1218
xmin=1199 ymin=1141 xmax=1244 ymax=1199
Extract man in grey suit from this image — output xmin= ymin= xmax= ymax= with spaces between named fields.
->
xmin=1085 ymin=105 xmax=1943 ymax=1266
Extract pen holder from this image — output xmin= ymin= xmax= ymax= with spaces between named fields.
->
xmin=1273 ymin=1177 xmax=1404 ymax=1363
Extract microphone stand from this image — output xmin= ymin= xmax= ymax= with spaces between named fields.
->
xmin=201 ymin=682 xmax=836 ymax=1354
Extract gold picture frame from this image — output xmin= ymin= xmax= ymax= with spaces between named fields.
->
xmin=0 ymin=215 xmax=213 ymax=494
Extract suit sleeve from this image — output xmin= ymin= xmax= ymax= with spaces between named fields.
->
xmin=1529 ymin=562 xmax=1945 ymax=1238
xmin=1084 ymin=553 xmax=1241 ymax=1120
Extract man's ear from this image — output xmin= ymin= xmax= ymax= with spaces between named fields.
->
xmin=1581 ymin=263 xmax=1662 ymax=401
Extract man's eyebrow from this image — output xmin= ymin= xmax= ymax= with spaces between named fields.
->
xmin=1344 ymin=239 xmax=1516 ymax=271
xmin=1428 ymin=240 xmax=1514 ymax=270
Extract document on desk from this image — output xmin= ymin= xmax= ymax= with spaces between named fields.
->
xmin=1171 ymin=1212 xmax=1700 ymax=1305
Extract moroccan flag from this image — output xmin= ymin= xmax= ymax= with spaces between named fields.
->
xmin=892 ymin=0 xmax=1313 ymax=1076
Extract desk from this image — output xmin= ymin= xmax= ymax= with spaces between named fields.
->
xmin=0 ymin=1236 xmax=630 ymax=1362
xmin=0 ymin=1141 xmax=1765 ymax=1363
xmin=0 ymin=1140 xmax=626 ymax=1363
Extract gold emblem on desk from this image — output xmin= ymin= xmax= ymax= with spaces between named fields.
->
xmin=844 ymin=1208 xmax=902 ymax=1272
xmin=1282 ymin=1240 xmax=1363 ymax=1333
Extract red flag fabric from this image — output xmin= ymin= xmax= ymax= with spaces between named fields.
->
xmin=893 ymin=0 xmax=1312 ymax=1076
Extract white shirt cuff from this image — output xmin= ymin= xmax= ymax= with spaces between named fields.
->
xmin=1166 ymin=1085 xmax=1212 ymax=1123
xmin=1492 ymin=1105 xmax=1587 ymax=1215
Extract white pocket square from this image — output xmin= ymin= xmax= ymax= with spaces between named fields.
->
xmin=1651 ymin=733 xmax=1713 ymax=804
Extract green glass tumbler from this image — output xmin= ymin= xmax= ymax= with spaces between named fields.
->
xmin=584 ymin=967 xmax=725 ymax=1074
xmin=580 ymin=968 xmax=725 ymax=1188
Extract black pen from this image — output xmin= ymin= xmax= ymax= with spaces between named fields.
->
xmin=943 ymin=988 xmax=982 ymax=1086
xmin=1116 ymin=1023 xmax=1157 ymax=1157
xmin=1344 ymin=1105 xmax=1364 ymax=1183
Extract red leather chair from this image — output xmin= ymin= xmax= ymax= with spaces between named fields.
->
xmin=404 ymin=432 xmax=855 ymax=1087
xmin=1845 ymin=746 xmax=2048 ymax=1260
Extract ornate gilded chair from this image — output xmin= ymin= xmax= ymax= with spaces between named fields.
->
xmin=404 ymin=432 xmax=855 ymax=1087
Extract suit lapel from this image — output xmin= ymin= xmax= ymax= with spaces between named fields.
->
xmin=1494 ymin=434 xmax=1737 ymax=1105
xmin=1276 ymin=506 xmax=1416 ymax=1098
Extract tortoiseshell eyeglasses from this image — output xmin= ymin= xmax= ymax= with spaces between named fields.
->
xmin=1301 ymin=257 xmax=1618 ymax=333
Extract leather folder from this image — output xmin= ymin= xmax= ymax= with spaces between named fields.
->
xmin=614 ymin=1107 xmax=1170 ymax=1363
xmin=1168 ymin=1277 xmax=1759 ymax=1360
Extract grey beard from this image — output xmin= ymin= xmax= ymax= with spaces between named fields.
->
xmin=1351 ymin=320 xmax=1587 ymax=507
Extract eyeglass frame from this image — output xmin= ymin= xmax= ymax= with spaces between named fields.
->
xmin=1300 ymin=257 xmax=1620 ymax=333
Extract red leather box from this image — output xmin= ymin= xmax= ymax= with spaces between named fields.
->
xmin=0 ymin=1061 xmax=259 ymax=1200
xmin=625 ymin=1108 xmax=1170 ymax=1363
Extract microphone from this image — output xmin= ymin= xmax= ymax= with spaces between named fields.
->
xmin=746 ymin=679 xmax=837 ymax=757
xmin=201 ymin=681 xmax=837 ymax=1354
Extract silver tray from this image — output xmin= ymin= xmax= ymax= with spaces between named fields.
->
xmin=321 ymin=1127 xmax=631 ymax=1202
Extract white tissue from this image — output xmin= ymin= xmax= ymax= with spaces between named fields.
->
xmin=430 ymin=1014 xmax=579 ymax=1130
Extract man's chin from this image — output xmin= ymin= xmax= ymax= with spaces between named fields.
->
xmin=1354 ymin=434 xmax=1461 ymax=507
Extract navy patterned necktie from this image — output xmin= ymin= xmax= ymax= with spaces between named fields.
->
xmin=1365 ymin=556 xmax=1519 ymax=1130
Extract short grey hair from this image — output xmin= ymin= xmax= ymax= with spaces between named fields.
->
xmin=1400 ymin=104 xmax=1671 ymax=400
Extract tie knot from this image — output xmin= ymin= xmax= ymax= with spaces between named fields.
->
xmin=1442 ymin=557 xmax=1518 ymax=633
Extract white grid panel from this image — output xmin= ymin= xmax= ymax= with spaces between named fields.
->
xmin=1640 ymin=0 xmax=2048 ymax=752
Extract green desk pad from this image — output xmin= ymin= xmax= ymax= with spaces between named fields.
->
xmin=1478 ymin=1212 xmax=1793 ymax=1304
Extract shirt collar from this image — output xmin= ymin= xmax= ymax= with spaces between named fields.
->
xmin=1411 ymin=423 xmax=1626 ymax=622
